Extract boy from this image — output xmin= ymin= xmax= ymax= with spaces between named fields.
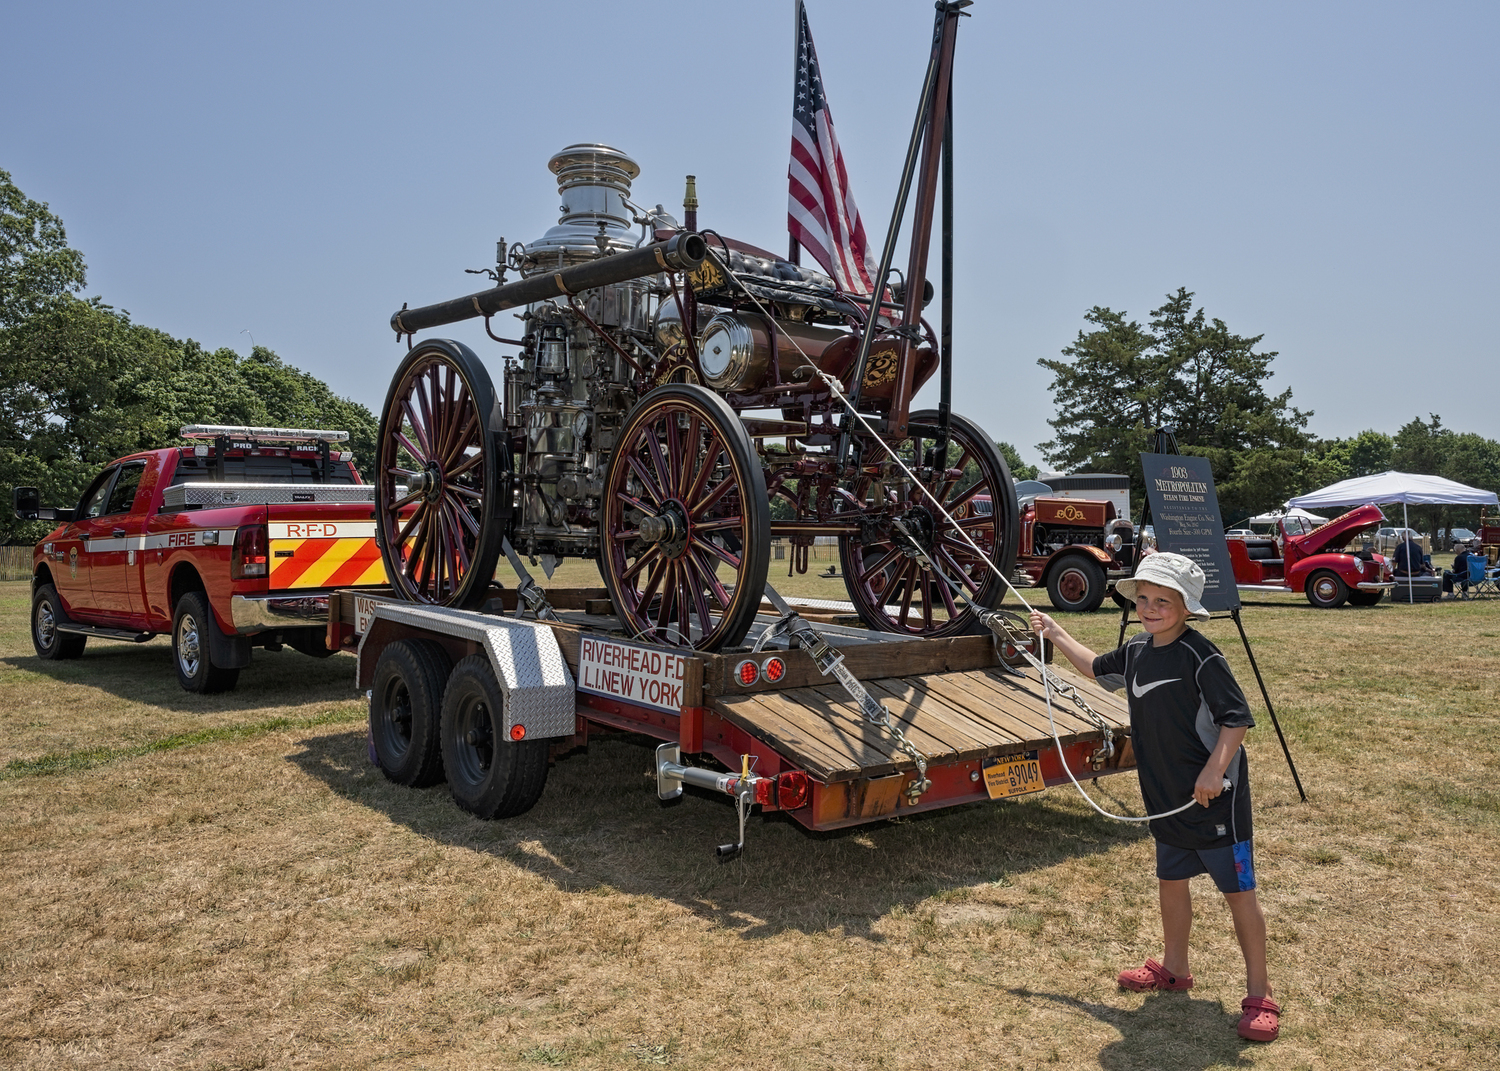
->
xmin=1028 ymin=552 xmax=1280 ymax=1042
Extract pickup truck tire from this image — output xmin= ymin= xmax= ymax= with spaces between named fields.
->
xmin=1305 ymin=570 xmax=1349 ymax=609
xmin=370 ymin=639 xmax=451 ymax=787
xmin=440 ymin=655 xmax=550 ymax=819
xmin=173 ymin=592 xmax=240 ymax=693
xmin=1047 ymin=554 xmax=1107 ymax=613
xmin=32 ymin=583 xmax=87 ymax=660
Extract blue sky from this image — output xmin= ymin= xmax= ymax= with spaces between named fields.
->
xmin=4 ymin=1 xmax=1495 ymax=472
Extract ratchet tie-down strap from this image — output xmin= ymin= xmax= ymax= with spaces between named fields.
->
xmin=889 ymin=518 xmax=1117 ymax=768
xmin=501 ymin=537 xmax=560 ymax=622
xmin=757 ymin=584 xmax=932 ymax=803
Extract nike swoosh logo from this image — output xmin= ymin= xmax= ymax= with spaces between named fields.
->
xmin=1131 ymin=676 xmax=1181 ymax=698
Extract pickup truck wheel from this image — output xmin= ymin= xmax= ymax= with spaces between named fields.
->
xmin=369 ymin=639 xmax=451 ymax=787
xmin=440 ymin=655 xmax=549 ymax=819
xmin=32 ymin=583 xmax=87 ymax=660
xmin=1047 ymin=554 xmax=1107 ymax=613
xmin=1347 ymin=589 xmax=1384 ymax=607
xmin=1305 ymin=570 xmax=1350 ymax=609
xmin=173 ymin=591 xmax=240 ymax=693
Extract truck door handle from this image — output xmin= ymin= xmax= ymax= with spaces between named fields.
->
xmin=113 ymin=528 xmax=127 ymax=538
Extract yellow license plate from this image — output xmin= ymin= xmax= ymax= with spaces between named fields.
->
xmin=983 ymin=751 xmax=1044 ymax=800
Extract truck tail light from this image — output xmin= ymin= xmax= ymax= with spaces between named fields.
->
xmin=232 ymin=524 xmax=269 ymax=579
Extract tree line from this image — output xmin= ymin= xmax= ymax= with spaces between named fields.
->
xmin=1 ymin=169 xmax=377 ymax=545
xmin=1037 ymin=289 xmax=1499 ymax=539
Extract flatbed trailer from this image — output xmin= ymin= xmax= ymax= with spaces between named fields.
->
xmin=329 ymin=587 xmax=1137 ymax=850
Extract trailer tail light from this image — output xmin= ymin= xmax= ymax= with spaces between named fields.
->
xmin=231 ymin=524 xmax=268 ymax=579
xmin=776 ymin=770 xmax=810 ymax=810
xmin=735 ymin=659 xmax=760 ymax=686
xmin=762 ymin=656 xmax=786 ymax=683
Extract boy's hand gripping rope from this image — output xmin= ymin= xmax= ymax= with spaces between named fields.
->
xmin=702 ymin=248 xmax=1214 ymax=823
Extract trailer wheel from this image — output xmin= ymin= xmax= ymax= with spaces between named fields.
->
xmin=600 ymin=383 xmax=770 ymax=651
xmin=369 ymin=639 xmax=451 ymax=786
xmin=1305 ymin=570 xmax=1349 ymax=609
xmin=1047 ymin=554 xmax=1107 ymax=613
xmin=173 ymin=591 xmax=240 ymax=694
xmin=32 ymin=583 xmax=87 ymax=660
xmin=439 ymin=655 xmax=549 ymax=819
xmin=376 ymin=340 xmax=509 ymax=611
xmin=1348 ymin=589 xmax=1384 ymax=607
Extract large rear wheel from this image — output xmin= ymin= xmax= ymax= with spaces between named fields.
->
xmin=600 ymin=384 xmax=770 ymax=650
xmin=838 ymin=410 xmax=1018 ymax=637
xmin=376 ymin=340 xmax=508 ymax=610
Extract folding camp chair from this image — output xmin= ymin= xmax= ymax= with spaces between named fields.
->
xmin=1472 ymin=556 xmax=1500 ymax=599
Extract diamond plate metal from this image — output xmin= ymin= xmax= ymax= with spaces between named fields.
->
xmin=363 ymin=603 xmax=576 ymax=739
xmin=162 ymin=482 xmax=378 ymax=509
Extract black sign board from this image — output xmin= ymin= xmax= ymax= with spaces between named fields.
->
xmin=1140 ymin=452 xmax=1240 ymax=612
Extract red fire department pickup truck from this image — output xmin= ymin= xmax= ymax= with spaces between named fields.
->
xmin=13 ymin=426 xmax=389 ymax=693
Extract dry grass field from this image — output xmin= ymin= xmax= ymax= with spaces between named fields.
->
xmin=2 ymin=566 xmax=1498 ymax=1070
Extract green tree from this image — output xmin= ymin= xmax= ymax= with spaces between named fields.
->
xmin=996 ymin=441 xmax=1037 ymax=481
xmin=1039 ymin=288 xmax=1313 ymax=521
xmin=1390 ymin=415 xmax=1500 ymax=540
xmin=1 ymin=169 xmax=86 ymax=327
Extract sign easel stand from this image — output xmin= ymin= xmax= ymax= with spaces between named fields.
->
xmin=1118 ymin=428 xmax=1307 ymax=802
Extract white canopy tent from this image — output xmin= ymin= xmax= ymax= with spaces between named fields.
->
xmin=1287 ymin=471 xmax=1498 ymax=598
xmin=1248 ymin=507 xmax=1328 ymax=526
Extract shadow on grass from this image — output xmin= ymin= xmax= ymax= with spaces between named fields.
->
xmin=1009 ymin=988 xmax=1256 ymax=1071
xmin=11 ymin=641 xmax=359 ymax=713
xmin=288 ymin=725 xmax=1151 ymax=941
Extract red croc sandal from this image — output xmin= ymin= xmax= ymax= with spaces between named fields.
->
xmin=1116 ymin=958 xmax=1194 ymax=992
xmin=1238 ymin=995 xmax=1281 ymax=1042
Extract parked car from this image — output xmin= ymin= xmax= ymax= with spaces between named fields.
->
xmin=1229 ymin=505 xmax=1393 ymax=608
xmin=1437 ymin=527 xmax=1480 ymax=551
xmin=1374 ymin=527 xmax=1423 ymax=555
xmin=1225 ymin=529 xmax=1254 ymax=540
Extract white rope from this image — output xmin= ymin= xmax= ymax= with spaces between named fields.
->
xmin=699 ymin=250 xmax=1213 ymax=823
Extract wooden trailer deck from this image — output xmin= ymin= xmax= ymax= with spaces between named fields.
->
xmin=333 ymin=587 xmax=1136 ymax=830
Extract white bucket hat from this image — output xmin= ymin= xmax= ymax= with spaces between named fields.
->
xmin=1116 ymin=551 xmax=1211 ymax=621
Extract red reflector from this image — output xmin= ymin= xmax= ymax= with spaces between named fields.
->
xmin=509 ymin=725 xmax=526 ymax=741
xmin=735 ymin=659 xmax=759 ymax=686
xmin=754 ymin=778 xmax=775 ymax=806
xmin=776 ymin=770 xmax=810 ymax=810
xmin=763 ymin=656 xmax=785 ymax=683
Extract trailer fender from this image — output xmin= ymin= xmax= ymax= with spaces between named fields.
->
xmin=358 ymin=603 xmax=576 ymax=740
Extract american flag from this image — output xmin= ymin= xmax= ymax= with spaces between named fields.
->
xmin=788 ymin=1 xmax=876 ymax=295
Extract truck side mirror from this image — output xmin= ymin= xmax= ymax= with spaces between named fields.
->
xmin=12 ymin=486 xmax=73 ymax=522
xmin=13 ymin=486 xmax=41 ymax=519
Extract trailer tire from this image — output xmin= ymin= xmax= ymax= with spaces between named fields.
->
xmin=440 ymin=655 xmax=550 ymax=819
xmin=1305 ymin=570 xmax=1349 ymax=609
xmin=32 ymin=583 xmax=87 ymax=660
xmin=173 ymin=591 xmax=240 ymax=693
xmin=370 ymin=639 xmax=451 ymax=786
xmin=1047 ymin=554 xmax=1107 ymax=613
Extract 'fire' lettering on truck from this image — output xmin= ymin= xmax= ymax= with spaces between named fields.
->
xmin=576 ymin=636 xmax=688 ymax=713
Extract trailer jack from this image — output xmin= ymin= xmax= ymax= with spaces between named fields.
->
xmin=656 ymin=744 xmax=771 ymax=862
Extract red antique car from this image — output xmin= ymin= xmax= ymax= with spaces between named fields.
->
xmin=1227 ymin=503 xmax=1394 ymax=608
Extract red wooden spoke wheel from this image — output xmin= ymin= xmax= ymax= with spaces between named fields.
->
xmin=376 ymin=340 xmax=507 ymax=610
xmin=837 ymin=410 xmax=1018 ymax=637
xmin=600 ymin=384 xmax=770 ymax=651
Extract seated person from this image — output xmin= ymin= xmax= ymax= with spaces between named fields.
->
xmin=1442 ymin=548 xmax=1474 ymax=596
xmin=1392 ymin=537 xmax=1433 ymax=577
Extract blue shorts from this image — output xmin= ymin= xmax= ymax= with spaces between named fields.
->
xmin=1156 ymin=839 xmax=1256 ymax=893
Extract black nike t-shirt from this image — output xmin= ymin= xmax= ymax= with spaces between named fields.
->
xmin=1093 ymin=629 xmax=1255 ymax=850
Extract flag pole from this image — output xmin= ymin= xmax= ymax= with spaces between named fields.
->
xmin=788 ymin=0 xmax=803 ymax=266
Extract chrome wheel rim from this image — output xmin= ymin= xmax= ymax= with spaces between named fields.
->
xmin=36 ymin=600 xmax=56 ymax=649
xmin=176 ymin=614 xmax=202 ymax=677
